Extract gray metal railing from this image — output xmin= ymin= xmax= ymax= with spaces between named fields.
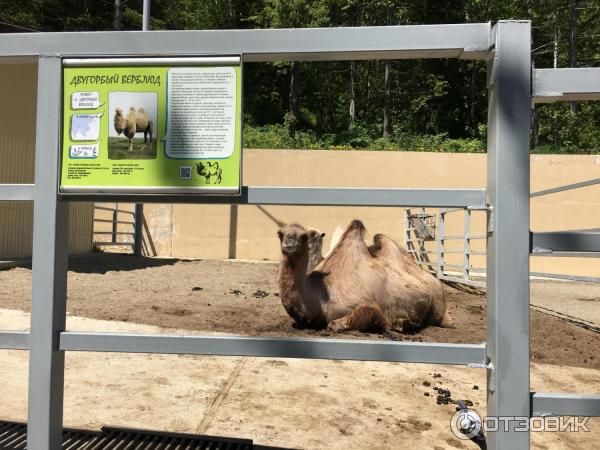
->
xmin=0 ymin=22 xmax=599 ymax=450
xmin=405 ymin=207 xmax=487 ymax=289
xmin=93 ymin=203 xmax=136 ymax=250
xmin=530 ymin=177 xmax=600 ymax=282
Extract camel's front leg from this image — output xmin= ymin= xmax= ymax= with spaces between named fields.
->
xmin=328 ymin=304 xmax=392 ymax=333
xmin=128 ymin=137 xmax=133 ymax=151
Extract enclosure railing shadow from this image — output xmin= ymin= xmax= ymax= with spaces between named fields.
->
xmin=68 ymin=253 xmax=193 ymax=274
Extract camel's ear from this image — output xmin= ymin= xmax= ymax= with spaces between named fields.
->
xmin=277 ymin=230 xmax=283 ymax=241
xmin=320 ymin=232 xmax=326 ymax=238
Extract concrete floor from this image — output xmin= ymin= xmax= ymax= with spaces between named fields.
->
xmin=1 ymin=308 xmax=598 ymax=450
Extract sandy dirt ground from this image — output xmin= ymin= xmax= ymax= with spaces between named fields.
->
xmin=1 ymin=309 xmax=599 ymax=450
xmin=0 ymin=254 xmax=599 ymax=368
xmin=0 ymin=254 xmax=599 ymax=449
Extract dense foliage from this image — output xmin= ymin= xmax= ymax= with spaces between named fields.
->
xmin=2 ymin=0 xmax=599 ymax=153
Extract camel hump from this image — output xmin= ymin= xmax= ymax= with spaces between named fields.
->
xmin=369 ymin=233 xmax=404 ymax=259
xmin=137 ymin=107 xmax=146 ymax=114
xmin=348 ymin=219 xmax=365 ymax=233
xmin=338 ymin=219 xmax=366 ymax=242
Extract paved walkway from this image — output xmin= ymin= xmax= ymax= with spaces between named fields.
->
xmin=1 ymin=309 xmax=598 ymax=449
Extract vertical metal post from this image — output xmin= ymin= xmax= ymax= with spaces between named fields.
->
xmin=112 ymin=202 xmax=118 ymax=244
xmin=418 ymin=207 xmax=427 ymax=261
xmin=405 ymin=209 xmax=416 ymax=260
xmin=486 ymin=21 xmax=531 ymax=450
xmin=135 ymin=0 xmax=150 ymax=253
xmin=437 ymin=210 xmax=445 ymax=279
xmin=134 ymin=203 xmax=143 ymax=256
xmin=228 ymin=204 xmax=238 ymax=259
xmin=463 ymin=208 xmax=471 ymax=282
xmin=28 ymin=56 xmax=69 ymax=450
xmin=142 ymin=0 xmax=151 ymax=31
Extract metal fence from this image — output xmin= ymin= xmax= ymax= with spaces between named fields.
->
xmin=530 ymin=177 xmax=600 ymax=282
xmin=405 ymin=207 xmax=488 ymax=289
xmin=0 ymin=22 xmax=599 ymax=450
xmin=93 ymin=204 xmax=135 ymax=250
xmin=92 ymin=203 xmax=144 ymax=256
xmin=406 ymin=196 xmax=600 ymax=287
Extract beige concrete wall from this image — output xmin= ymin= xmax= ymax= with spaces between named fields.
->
xmin=138 ymin=149 xmax=599 ymax=278
xmin=0 ymin=62 xmax=94 ymax=259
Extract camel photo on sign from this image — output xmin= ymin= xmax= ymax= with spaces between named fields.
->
xmin=108 ymin=91 xmax=157 ymax=160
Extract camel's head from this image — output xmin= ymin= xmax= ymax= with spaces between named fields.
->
xmin=306 ymin=227 xmax=326 ymax=258
xmin=278 ymin=224 xmax=309 ymax=257
xmin=114 ymin=108 xmax=123 ymax=117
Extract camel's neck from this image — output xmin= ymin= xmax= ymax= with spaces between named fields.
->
xmin=281 ymin=252 xmax=324 ymax=322
xmin=286 ymin=252 xmax=309 ymax=287
xmin=307 ymin=249 xmax=323 ymax=273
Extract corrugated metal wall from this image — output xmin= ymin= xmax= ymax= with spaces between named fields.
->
xmin=0 ymin=62 xmax=94 ymax=259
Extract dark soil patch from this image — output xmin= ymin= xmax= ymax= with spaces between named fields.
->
xmin=0 ymin=253 xmax=597 ymax=369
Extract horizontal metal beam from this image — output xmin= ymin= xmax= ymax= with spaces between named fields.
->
xmin=533 ymin=68 xmax=600 ymax=103
xmin=530 ymin=177 xmax=600 ymax=197
xmin=530 ymin=272 xmax=600 ymax=283
xmin=60 ymin=332 xmax=487 ymax=366
xmin=531 ymin=393 xmax=600 ymax=417
xmin=0 ymin=331 xmax=29 ymax=350
xmin=64 ymin=186 xmax=488 ymax=208
xmin=531 ymin=230 xmax=600 ymax=253
xmin=531 ymin=251 xmax=600 ymax=258
xmin=0 ymin=184 xmax=34 ymax=201
xmin=439 ymin=275 xmax=487 ymax=289
xmin=0 ymin=24 xmax=492 ymax=61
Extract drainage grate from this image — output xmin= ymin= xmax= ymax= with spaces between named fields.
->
xmin=0 ymin=421 xmax=259 ymax=449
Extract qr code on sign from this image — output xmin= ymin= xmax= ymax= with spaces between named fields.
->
xmin=179 ymin=166 xmax=192 ymax=180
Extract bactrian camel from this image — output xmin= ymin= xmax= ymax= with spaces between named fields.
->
xmin=113 ymin=107 xmax=153 ymax=151
xmin=277 ymin=220 xmax=448 ymax=335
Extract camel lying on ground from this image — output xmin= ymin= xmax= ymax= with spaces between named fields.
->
xmin=277 ymin=220 xmax=448 ymax=335
xmin=114 ymin=107 xmax=153 ymax=151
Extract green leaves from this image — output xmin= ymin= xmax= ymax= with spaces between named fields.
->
xmin=2 ymin=0 xmax=599 ymax=153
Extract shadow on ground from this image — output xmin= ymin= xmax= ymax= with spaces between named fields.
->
xmin=68 ymin=252 xmax=194 ymax=274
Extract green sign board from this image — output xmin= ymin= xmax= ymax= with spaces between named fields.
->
xmin=60 ymin=57 xmax=242 ymax=196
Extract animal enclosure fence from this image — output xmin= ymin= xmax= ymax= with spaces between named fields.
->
xmin=405 ymin=177 xmax=600 ymax=288
xmin=0 ymin=22 xmax=599 ymax=450
xmin=93 ymin=204 xmax=135 ymax=250
xmin=405 ymin=207 xmax=488 ymax=289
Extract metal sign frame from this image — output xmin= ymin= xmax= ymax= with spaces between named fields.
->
xmin=1 ymin=22 xmax=599 ymax=450
xmin=59 ymin=55 xmax=244 ymax=198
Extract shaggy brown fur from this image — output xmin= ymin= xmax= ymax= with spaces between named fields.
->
xmin=114 ymin=107 xmax=153 ymax=151
xmin=277 ymin=220 xmax=449 ymax=335
xmin=306 ymin=227 xmax=325 ymax=272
